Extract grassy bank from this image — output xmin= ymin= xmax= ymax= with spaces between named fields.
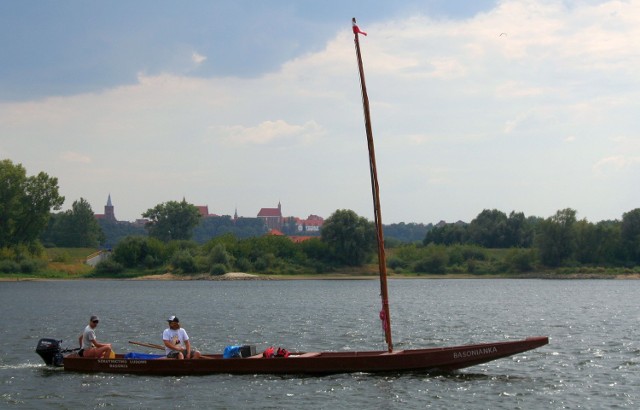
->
xmin=1 ymin=247 xmax=639 ymax=281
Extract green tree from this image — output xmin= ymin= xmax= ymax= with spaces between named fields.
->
xmin=505 ymin=211 xmax=534 ymax=247
xmin=424 ymin=222 xmax=467 ymax=245
xmin=504 ymin=248 xmax=537 ymax=272
xmin=413 ymin=244 xmax=449 ymax=274
xmin=112 ymin=236 xmax=167 ymax=268
xmin=41 ymin=198 xmax=104 ymax=247
xmin=142 ymin=199 xmax=201 ymax=242
xmin=208 ymin=243 xmax=232 ymax=269
xmin=0 ymin=159 xmax=64 ymax=248
xmin=170 ymin=249 xmax=197 ymax=274
xmin=320 ymin=209 xmax=376 ymax=266
xmin=384 ymin=222 xmax=431 ymax=244
xmin=535 ymin=208 xmax=577 ymax=267
xmin=621 ymin=208 xmax=640 ymax=264
xmin=574 ymin=219 xmax=621 ymax=265
xmin=299 ymin=237 xmax=331 ymax=260
xmin=98 ymin=219 xmax=146 ymax=249
xmin=468 ymin=209 xmax=508 ymax=248
xmin=192 ymin=215 xmax=267 ymax=243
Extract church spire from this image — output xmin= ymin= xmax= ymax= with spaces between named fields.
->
xmin=104 ymin=194 xmax=116 ymax=221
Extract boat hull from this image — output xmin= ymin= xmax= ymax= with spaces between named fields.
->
xmin=62 ymin=336 xmax=548 ymax=375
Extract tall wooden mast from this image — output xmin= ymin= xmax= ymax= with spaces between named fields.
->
xmin=352 ymin=18 xmax=393 ymax=353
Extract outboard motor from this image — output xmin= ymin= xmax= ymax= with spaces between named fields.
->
xmin=36 ymin=338 xmax=65 ymax=367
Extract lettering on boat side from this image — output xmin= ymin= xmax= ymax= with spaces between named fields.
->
xmin=453 ymin=346 xmax=498 ymax=359
xmin=96 ymin=359 xmax=147 ymax=368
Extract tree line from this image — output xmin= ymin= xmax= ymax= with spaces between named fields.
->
xmin=94 ymin=208 xmax=375 ymax=276
xmin=424 ymin=208 xmax=640 ymax=267
xmin=2 ymin=159 xmax=639 ymax=276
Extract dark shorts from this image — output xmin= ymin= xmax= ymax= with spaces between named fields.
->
xmin=167 ymin=349 xmax=198 ymax=359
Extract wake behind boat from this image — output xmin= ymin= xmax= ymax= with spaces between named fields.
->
xmin=34 ymin=18 xmax=548 ymax=375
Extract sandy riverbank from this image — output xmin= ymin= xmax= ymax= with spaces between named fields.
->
xmin=131 ymin=272 xmax=264 ymax=281
xmin=129 ymin=272 xmax=640 ymax=281
xmin=2 ymin=272 xmax=640 ymax=281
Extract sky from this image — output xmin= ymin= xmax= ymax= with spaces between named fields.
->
xmin=1 ymin=0 xmax=639 ymax=224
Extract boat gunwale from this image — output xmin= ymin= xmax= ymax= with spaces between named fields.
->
xmin=60 ymin=337 xmax=549 ymax=375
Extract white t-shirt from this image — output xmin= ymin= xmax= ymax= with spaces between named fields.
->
xmin=81 ymin=325 xmax=96 ymax=349
xmin=162 ymin=327 xmax=190 ymax=355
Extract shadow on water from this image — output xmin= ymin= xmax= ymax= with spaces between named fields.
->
xmin=208 ymin=369 xmax=530 ymax=382
xmin=27 ymin=363 xmax=524 ymax=384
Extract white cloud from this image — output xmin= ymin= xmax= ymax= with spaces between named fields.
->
xmin=192 ymin=52 xmax=207 ymax=65
xmin=594 ymin=155 xmax=640 ymax=174
xmin=60 ymin=151 xmax=91 ymax=164
xmin=496 ymin=81 xmax=546 ymax=98
xmin=2 ymin=0 xmax=640 ymax=223
xmin=212 ymin=120 xmax=324 ymax=145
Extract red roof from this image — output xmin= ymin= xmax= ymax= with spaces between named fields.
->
xmin=267 ymin=229 xmax=284 ymax=236
xmin=257 ymin=208 xmax=282 ymax=217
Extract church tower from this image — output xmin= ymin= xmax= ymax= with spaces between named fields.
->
xmin=104 ymin=194 xmax=116 ymax=222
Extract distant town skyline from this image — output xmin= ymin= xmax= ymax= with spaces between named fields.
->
xmin=92 ymin=195 xmax=326 ymax=233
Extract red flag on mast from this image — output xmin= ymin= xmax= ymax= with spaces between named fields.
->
xmin=352 ymin=18 xmax=367 ymax=36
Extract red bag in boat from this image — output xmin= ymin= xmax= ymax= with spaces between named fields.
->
xmin=263 ymin=347 xmax=274 ymax=358
xmin=276 ymin=348 xmax=290 ymax=358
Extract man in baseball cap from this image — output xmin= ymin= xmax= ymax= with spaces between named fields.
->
xmin=162 ymin=315 xmax=202 ymax=359
xmin=78 ymin=315 xmax=112 ymax=358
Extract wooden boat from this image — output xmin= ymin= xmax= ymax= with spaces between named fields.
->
xmin=35 ymin=18 xmax=548 ymax=375
xmin=44 ymin=338 xmax=546 ymax=375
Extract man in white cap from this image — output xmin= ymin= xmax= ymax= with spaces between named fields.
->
xmin=162 ymin=316 xmax=202 ymax=359
xmin=78 ymin=315 xmax=112 ymax=358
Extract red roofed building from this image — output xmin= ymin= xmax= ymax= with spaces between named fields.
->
xmin=196 ymin=206 xmax=209 ymax=217
xmin=257 ymin=202 xmax=283 ymax=230
xmin=297 ymin=214 xmax=324 ymax=233
xmin=195 ymin=205 xmax=218 ymax=218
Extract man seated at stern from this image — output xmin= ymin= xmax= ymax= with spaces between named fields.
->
xmin=78 ymin=315 xmax=112 ymax=358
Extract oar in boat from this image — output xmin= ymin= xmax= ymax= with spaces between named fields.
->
xmin=129 ymin=340 xmax=165 ymax=350
xmin=129 ymin=340 xmax=215 ymax=360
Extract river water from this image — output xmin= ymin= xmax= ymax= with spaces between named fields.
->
xmin=1 ymin=279 xmax=638 ymax=409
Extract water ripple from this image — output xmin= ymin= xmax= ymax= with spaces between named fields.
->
xmin=0 ymin=279 xmax=638 ymax=408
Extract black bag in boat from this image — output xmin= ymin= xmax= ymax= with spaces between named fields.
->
xmin=240 ymin=345 xmax=256 ymax=357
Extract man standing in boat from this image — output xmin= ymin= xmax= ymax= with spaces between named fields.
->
xmin=162 ymin=316 xmax=202 ymax=359
xmin=78 ymin=315 xmax=112 ymax=358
